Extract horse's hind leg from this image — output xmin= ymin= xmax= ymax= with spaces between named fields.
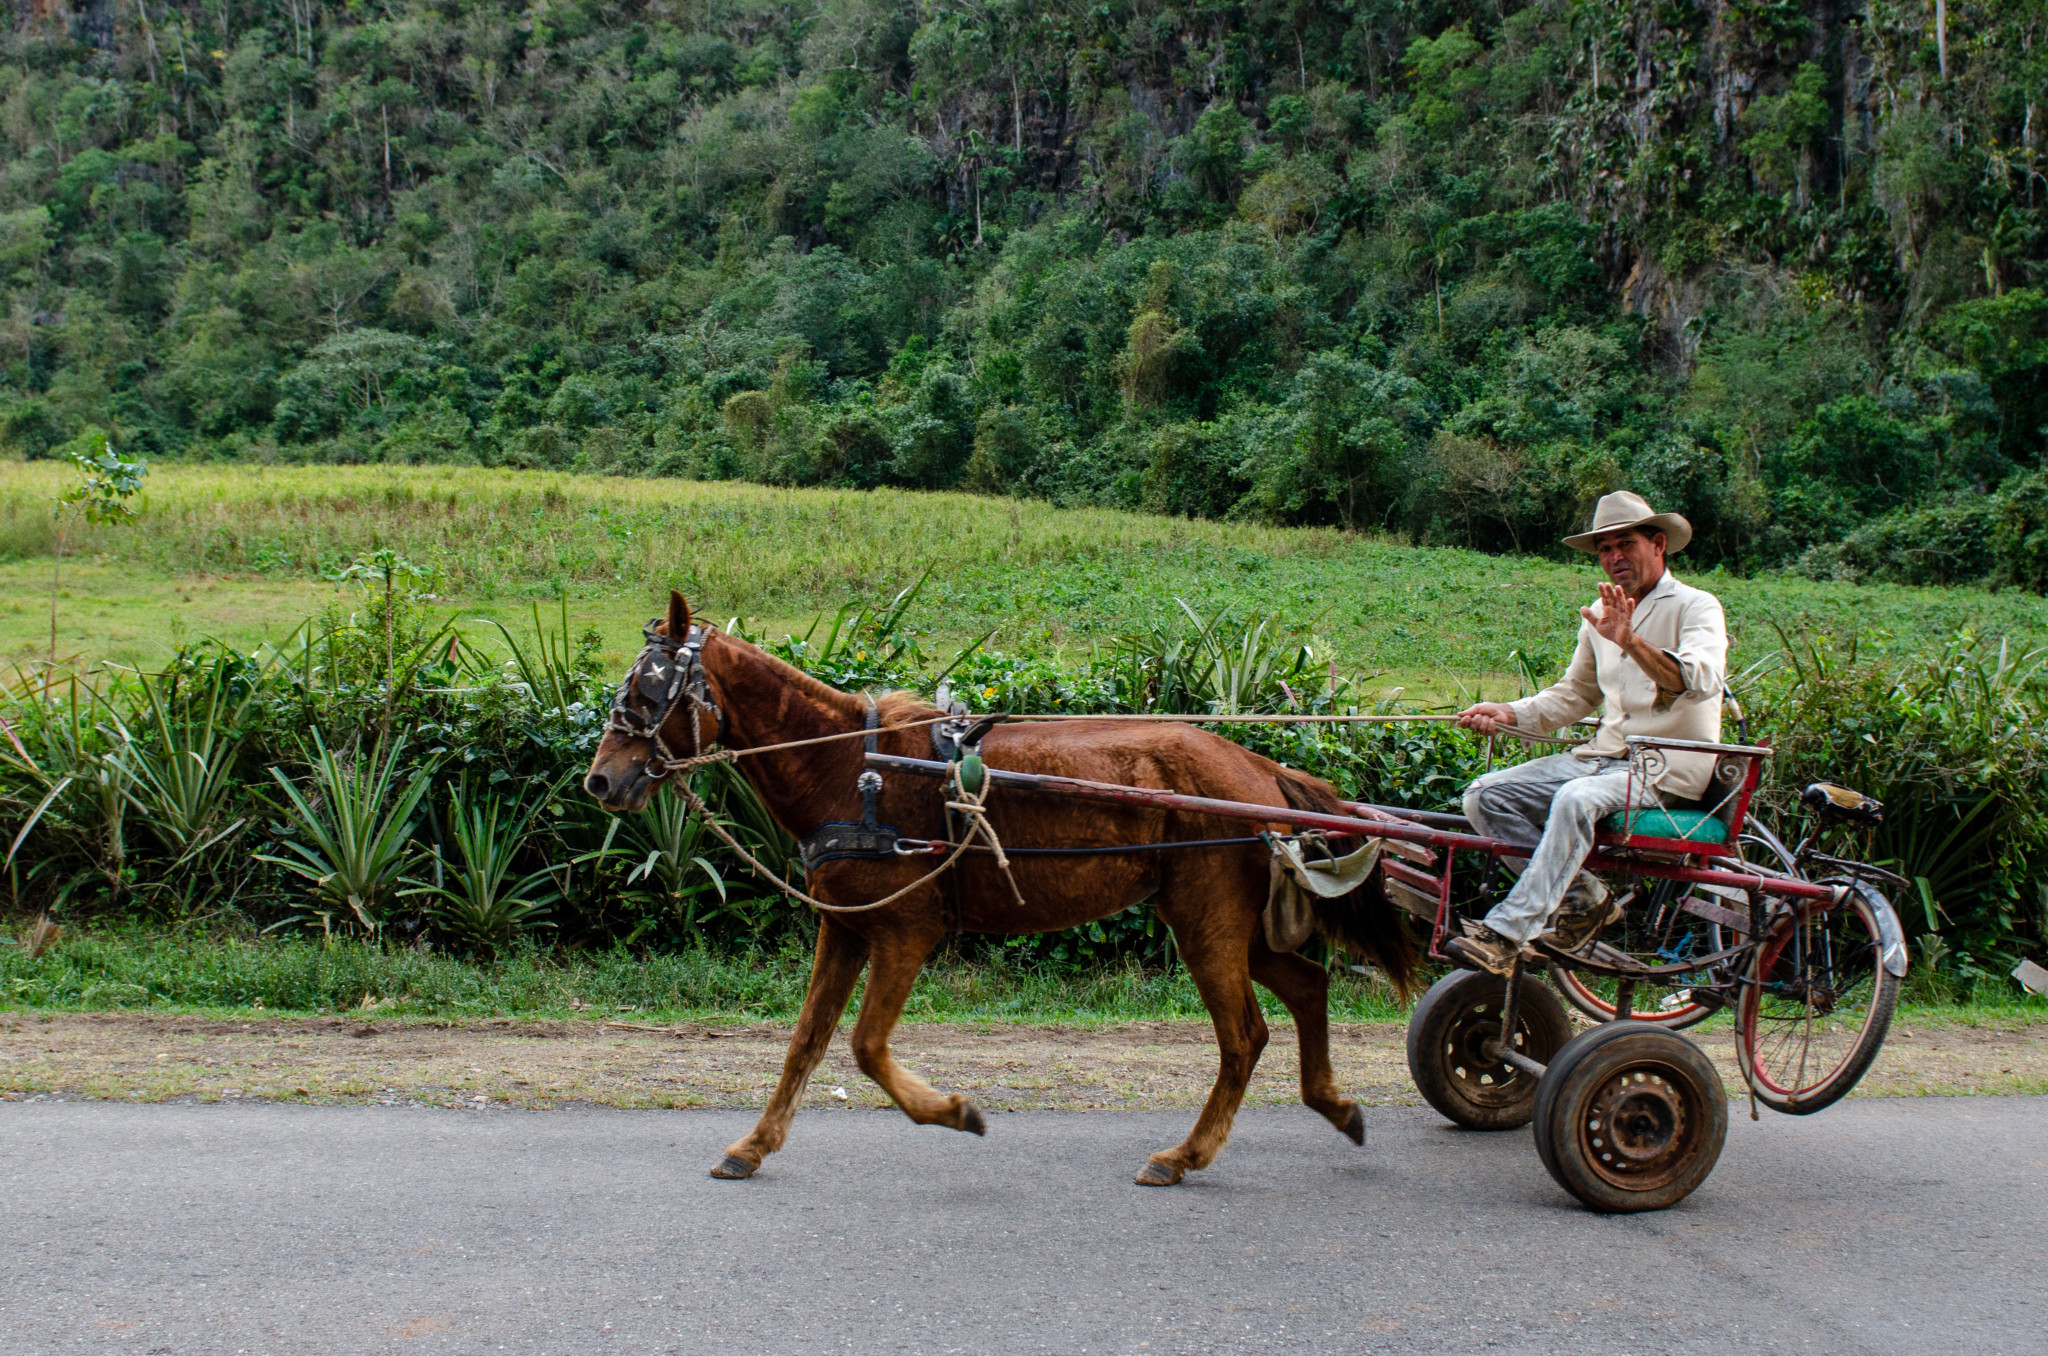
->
xmin=712 ymin=916 xmax=870 ymax=1179
xmin=1137 ymin=910 xmax=1268 ymax=1186
xmin=849 ymin=925 xmax=986 ymax=1135
xmin=1249 ymin=939 xmax=1364 ymax=1146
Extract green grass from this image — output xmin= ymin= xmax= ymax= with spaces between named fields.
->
xmin=6 ymin=927 xmax=2041 ymax=1027
xmin=6 ymin=462 xmax=2045 ymax=688
xmin=0 ymin=926 xmax=1413 ymax=1024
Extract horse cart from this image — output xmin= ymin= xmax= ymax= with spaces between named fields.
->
xmin=868 ymin=731 xmax=1909 ymax=1214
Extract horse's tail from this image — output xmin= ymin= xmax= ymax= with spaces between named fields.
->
xmin=1274 ymin=768 xmax=1421 ymax=1002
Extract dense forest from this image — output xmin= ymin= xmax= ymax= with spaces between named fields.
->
xmin=0 ymin=0 xmax=2044 ymax=582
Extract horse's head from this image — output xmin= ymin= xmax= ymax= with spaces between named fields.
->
xmin=583 ymin=591 xmax=722 ymax=813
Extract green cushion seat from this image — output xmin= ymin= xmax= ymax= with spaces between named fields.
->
xmin=1600 ymin=808 xmax=1728 ymax=844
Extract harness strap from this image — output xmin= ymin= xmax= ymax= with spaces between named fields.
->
xmin=857 ymin=694 xmax=883 ymax=828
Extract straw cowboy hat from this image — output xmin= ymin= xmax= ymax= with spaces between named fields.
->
xmin=1562 ymin=491 xmax=1692 ymax=554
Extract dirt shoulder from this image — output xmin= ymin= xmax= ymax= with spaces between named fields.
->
xmin=3 ymin=1011 xmax=2045 ymax=1110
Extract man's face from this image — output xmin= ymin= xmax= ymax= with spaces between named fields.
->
xmin=1594 ymin=528 xmax=1666 ymax=596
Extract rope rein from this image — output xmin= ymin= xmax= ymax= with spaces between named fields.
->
xmin=674 ymin=759 xmax=1029 ymax=915
xmin=671 ymin=775 xmax=983 ymax=914
xmin=650 ymin=709 xmax=1586 ymax=778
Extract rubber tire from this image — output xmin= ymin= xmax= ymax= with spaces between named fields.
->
xmin=1406 ymin=968 xmax=1573 ymax=1131
xmin=1549 ymin=954 xmax=1720 ymax=1032
xmin=1548 ymin=829 xmax=1798 ymax=1032
xmin=1733 ymin=883 xmax=1901 ymax=1116
xmin=1533 ymin=1022 xmax=1727 ymax=1214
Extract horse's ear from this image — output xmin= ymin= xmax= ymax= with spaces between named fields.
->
xmin=666 ymin=590 xmax=693 ymax=638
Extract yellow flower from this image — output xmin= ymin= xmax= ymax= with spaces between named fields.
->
xmin=982 ymin=685 xmax=998 ymax=699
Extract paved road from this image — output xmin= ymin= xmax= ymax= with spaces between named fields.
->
xmin=1 ymin=1098 xmax=2041 ymax=1355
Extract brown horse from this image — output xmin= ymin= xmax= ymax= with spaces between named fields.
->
xmin=583 ymin=592 xmax=1417 ymax=1185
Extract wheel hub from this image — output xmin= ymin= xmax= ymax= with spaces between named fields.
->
xmin=1444 ymin=1004 xmax=1528 ymax=1107
xmin=1578 ymin=1065 xmax=1701 ymax=1191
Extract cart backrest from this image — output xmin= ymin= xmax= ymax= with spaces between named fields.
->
xmin=1596 ymin=736 xmax=1770 ymax=857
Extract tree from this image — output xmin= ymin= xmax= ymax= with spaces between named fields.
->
xmin=49 ymin=429 xmax=146 ymax=662
xmin=1248 ymin=352 xmax=1431 ymax=530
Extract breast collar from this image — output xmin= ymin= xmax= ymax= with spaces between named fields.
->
xmin=605 ymin=618 xmax=723 ymax=776
xmin=797 ymin=696 xmax=899 ymax=871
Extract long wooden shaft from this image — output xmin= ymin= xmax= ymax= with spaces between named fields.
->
xmin=863 ymin=753 xmax=1841 ymax=903
xmin=863 ymin=753 xmax=1502 ymax=852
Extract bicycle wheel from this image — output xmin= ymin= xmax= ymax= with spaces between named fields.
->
xmin=1550 ymin=820 xmax=1807 ymax=1028
xmin=1548 ymin=878 xmax=1726 ymax=1030
xmin=1734 ymin=881 xmax=1901 ymax=1114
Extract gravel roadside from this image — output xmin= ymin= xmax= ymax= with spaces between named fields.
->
xmin=3 ymin=1010 xmax=2045 ymax=1110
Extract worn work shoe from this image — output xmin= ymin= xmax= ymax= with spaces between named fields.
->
xmin=1543 ymin=894 xmax=1626 ymax=952
xmin=1446 ymin=924 xmax=1521 ymax=976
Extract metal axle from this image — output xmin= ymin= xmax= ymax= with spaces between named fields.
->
xmin=1484 ymin=1044 xmax=1549 ymax=1078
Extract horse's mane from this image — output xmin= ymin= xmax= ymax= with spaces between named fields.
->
xmin=707 ymin=630 xmax=866 ymax=717
xmin=706 ymin=633 xmax=955 ymax=736
xmin=875 ymin=690 xmax=941 ymax=725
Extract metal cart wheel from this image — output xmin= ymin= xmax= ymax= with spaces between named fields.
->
xmin=1406 ymin=969 xmax=1573 ymax=1131
xmin=1533 ymin=1022 xmax=1727 ymax=1214
xmin=1734 ymin=880 xmax=1901 ymax=1115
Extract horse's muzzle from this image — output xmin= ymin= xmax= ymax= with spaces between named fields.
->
xmin=584 ymin=765 xmax=654 ymax=814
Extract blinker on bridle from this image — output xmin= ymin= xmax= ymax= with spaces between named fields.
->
xmin=604 ymin=617 xmax=722 ymax=776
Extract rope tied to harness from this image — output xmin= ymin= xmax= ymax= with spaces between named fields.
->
xmin=943 ymin=760 xmax=1027 ymax=908
xmin=671 ymin=774 xmax=983 ymax=915
xmin=642 ymin=710 xmax=1589 ymax=779
xmin=667 ymin=700 xmax=1029 ymax=916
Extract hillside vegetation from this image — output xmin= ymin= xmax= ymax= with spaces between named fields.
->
xmin=2 ymin=0 xmax=2045 ymax=584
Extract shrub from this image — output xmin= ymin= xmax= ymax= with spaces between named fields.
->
xmin=3 ymin=587 xmax=2043 ymax=995
xmin=1750 ymin=630 xmax=2048 ymax=988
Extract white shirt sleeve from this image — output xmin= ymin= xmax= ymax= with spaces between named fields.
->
xmin=1509 ymin=622 xmax=1602 ymax=735
xmin=1660 ymin=590 xmax=1727 ymax=703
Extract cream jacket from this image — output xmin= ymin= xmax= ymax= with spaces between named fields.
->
xmin=1506 ymin=570 xmax=1728 ymax=800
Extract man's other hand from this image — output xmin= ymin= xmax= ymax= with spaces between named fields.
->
xmin=1455 ymin=701 xmax=1517 ymax=735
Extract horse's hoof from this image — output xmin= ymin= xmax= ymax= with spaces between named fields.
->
xmin=709 ymin=1154 xmax=758 ymax=1180
xmin=1340 ymin=1104 xmax=1366 ymax=1147
xmin=1134 ymin=1160 xmax=1185 ymax=1187
xmin=958 ymin=1103 xmax=987 ymax=1136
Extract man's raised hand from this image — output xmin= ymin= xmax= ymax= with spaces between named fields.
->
xmin=1582 ymin=581 xmax=1636 ymax=648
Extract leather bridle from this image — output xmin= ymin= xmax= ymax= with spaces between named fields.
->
xmin=603 ymin=618 xmax=723 ymax=777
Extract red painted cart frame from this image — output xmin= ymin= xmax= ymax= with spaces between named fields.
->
xmin=868 ymin=734 xmax=1823 ymax=967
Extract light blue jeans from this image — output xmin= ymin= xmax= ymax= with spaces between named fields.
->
xmin=1462 ymin=754 xmax=1654 ymax=945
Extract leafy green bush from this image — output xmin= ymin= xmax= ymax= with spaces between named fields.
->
xmin=1749 ymin=631 xmax=2048 ymax=991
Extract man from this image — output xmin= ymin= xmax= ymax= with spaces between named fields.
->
xmin=1446 ymin=491 xmax=1728 ymax=976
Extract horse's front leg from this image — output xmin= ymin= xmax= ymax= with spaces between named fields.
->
xmin=712 ymin=916 xmax=870 ymax=1179
xmin=849 ymin=918 xmax=986 ymax=1135
xmin=1139 ymin=895 xmax=1267 ymax=1185
xmin=1249 ymin=938 xmax=1365 ymax=1146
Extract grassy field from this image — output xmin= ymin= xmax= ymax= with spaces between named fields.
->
xmin=6 ymin=462 xmax=2046 ymax=692
xmin=0 ymin=926 xmax=1406 ymax=1024
xmin=4 ymin=927 xmax=2042 ymax=1030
